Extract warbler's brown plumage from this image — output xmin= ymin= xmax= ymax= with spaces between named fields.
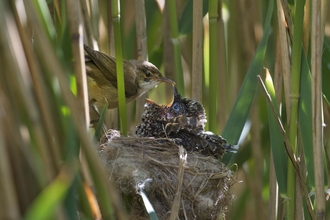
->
xmin=84 ymin=44 xmax=174 ymax=109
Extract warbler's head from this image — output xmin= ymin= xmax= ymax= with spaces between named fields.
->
xmin=130 ymin=60 xmax=175 ymax=92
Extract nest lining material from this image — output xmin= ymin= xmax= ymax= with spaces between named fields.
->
xmin=99 ymin=132 xmax=235 ymax=220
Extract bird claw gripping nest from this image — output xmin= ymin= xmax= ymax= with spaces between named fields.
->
xmin=136 ymin=86 xmax=237 ymax=159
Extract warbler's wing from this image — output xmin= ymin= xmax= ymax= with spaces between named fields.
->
xmin=84 ymin=45 xmax=117 ymax=86
xmin=84 ymin=45 xmax=137 ymax=97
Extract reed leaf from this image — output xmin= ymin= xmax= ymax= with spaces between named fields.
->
xmin=24 ymin=165 xmax=77 ymax=220
xmin=77 ymin=179 xmax=95 ymax=219
xmin=263 ymin=71 xmax=288 ymax=194
xmin=32 ymin=0 xmax=57 ymax=40
xmin=299 ymin=52 xmax=315 ymax=187
xmin=322 ymin=37 xmax=330 ymax=102
xmin=139 ymin=189 xmax=159 ymax=220
xmin=258 ymin=74 xmax=316 ymax=219
xmin=222 ymin=0 xmax=274 ymax=145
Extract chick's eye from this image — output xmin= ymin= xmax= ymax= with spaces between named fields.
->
xmin=145 ymin=70 xmax=151 ymax=77
xmin=172 ymin=103 xmax=183 ymax=113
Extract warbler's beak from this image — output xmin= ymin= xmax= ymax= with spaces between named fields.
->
xmin=156 ymin=77 xmax=176 ymax=85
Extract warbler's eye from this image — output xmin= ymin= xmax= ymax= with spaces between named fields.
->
xmin=145 ymin=70 xmax=151 ymax=77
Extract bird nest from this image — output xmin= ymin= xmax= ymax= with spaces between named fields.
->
xmin=98 ymin=130 xmax=235 ymax=220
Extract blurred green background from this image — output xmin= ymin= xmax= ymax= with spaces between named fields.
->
xmin=1 ymin=0 xmax=330 ymax=219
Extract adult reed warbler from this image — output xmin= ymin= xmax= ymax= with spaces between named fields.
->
xmin=84 ymin=44 xmax=175 ymax=110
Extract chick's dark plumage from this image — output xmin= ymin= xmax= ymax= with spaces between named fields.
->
xmin=165 ymin=87 xmax=206 ymax=135
xmin=135 ymin=100 xmax=167 ymax=138
xmin=136 ymin=87 xmax=235 ymax=159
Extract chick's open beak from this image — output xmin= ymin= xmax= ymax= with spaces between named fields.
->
xmin=145 ymin=98 xmax=162 ymax=106
xmin=164 ymin=86 xmax=179 ymax=107
xmin=145 ymin=85 xmax=178 ymax=108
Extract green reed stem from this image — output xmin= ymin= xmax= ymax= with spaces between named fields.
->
xmin=208 ymin=0 xmax=219 ymax=133
xmin=287 ymin=0 xmax=305 ymax=219
xmin=112 ymin=0 xmax=127 ymax=135
xmin=167 ymin=0 xmax=185 ymax=95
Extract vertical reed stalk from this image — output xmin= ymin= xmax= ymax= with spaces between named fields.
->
xmin=14 ymin=2 xmax=62 ymax=169
xmin=311 ymin=0 xmax=325 ymax=218
xmin=66 ymin=0 xmax=89 ymax=127
xmin=3 ymin=0 xmax=56 ymax=184
xmin=302 ymin=0 xmax=310 ymax=53
xmin=135 ymin=0 xmax=148 ymax=124
xmin=163 ymin=4 xmax=176 ymax=103
xmin=167 ymin=0 xmax=185 ymax=95
xmin=106 ymin=2 xmax=118 ymax=130
xmin=226 ymin=1 xmax=240 ymax=113
xmin=268 ymin=36 xmax=282 ymax=220
xmin=277 ymin=0 xmax=291 ymax=123
xmin=287 ymin=0 xmax=305 ymax=218
xmin=217 ymin=0 xmax=227 ymax=131
xmin=208 ymin=0 xmax=219 ymax=133
xmin=111 ymin=0 xmax=127 ymax=135
xmin=80 ymin=0 xmax=94 ymax=46
xmin=0 ymin=98 xmax=20 ymax=219
xmin=66 ymin=2 xmax=98 ymax=217
xmin=192 ymin=0 xmax=203 ymax=102
xmin=89 ymin=0 xmax=100 ymax=41
xmin=25 ymin=1 xmax=127 ymax=217
xmin=134 ymin=0 xmax=148 ymax=60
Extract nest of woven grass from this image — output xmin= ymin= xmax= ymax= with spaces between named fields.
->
xmin=98 ymin=130 xmax=235 ymax=220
